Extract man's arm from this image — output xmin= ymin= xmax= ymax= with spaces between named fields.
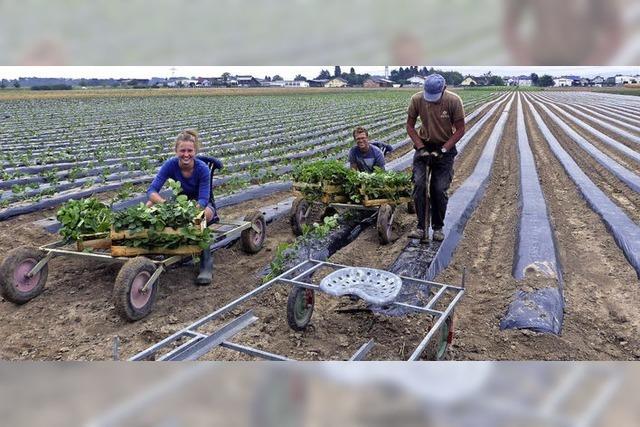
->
xmin=443 ymin=118 xmax=465 ymax=152
xmin=406 ymin=116 xmax=425 ymax=150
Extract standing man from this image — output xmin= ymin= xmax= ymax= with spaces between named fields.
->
xmin=349 ymin=126 xmax=386 ymax=173
xmin=406 ymin=74 xmax=465 ymax=241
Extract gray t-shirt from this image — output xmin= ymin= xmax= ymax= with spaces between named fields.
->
xmin=348 ymin=145 xmax=385 ymax=173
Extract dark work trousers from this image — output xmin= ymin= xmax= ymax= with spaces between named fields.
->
xmin=412 ymin=149 xmax=456 ymax=231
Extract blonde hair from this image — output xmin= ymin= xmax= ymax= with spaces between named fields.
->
xmin=174 ymin=129 xmax=201 ymax=152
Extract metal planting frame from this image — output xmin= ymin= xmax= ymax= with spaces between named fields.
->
xmin=128 ymin=258 xmax=465 ymax=361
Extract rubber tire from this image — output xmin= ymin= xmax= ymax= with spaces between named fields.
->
xmin=0 ymin=246 xmax=48 ymax=304
xmin=113 ymin=257 xmax=158 ymax=322
xmin=407 ymin=200 xmax=416 ymax=214
xmin=240 ymin=210 xmax=266 ymax=254
xmin=423 ymin=316 xmax=453 ymax=361
xmin=376 ymin=204 xmax=393 ymax=245
xmin=290 ymin=197 xmax=310 ymax=236
xmin=286 ymin=287 xmax=315 ymax=331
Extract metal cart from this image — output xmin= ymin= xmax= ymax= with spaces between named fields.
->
xmin=0 ymin=212 xmax=266 ymax=321
xmin=290 ymin=182 xmax=412 ymax=244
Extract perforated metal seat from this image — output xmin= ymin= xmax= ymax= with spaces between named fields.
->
xmin=319 ymin=267 xmax=402 ymax=305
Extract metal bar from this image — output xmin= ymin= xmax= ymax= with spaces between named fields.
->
xmin=393 ymin=302 xmax=442 ymax=316
xmin=27 ymin=252 xmax=54 ymax=278
xmin=159 ymin=255 xmax=187 ymax=268
xmin=39 ymin=240 xmax=68 ymax=250
xmin=40 ymin=247 xmax=119 ymax=260
xmin=162 ymin=311 xmax=258 ymax=361
xmin=278 ymin=278 xmax=320 ymax=290
xmin=289 ymin=260 xmax=326 ymax=281
xmin=157 ymin=335 xmax=204 ymax=361
xmin=408 ymin=289 xmax=465 ymax=360
xmin=310 ymin=260 xmax=463 ymax=291
xmin=141 ymin=265 xmax=164 ymax=293
xmin=399 ymin=275 xmax=465 ymax=292
xmin=328 ymin=203 xmax=377 ymax=210
xmin=220 ymin=341 xmax=293 ymax=361
xmin=423 ymin=285 xmax=449 ymax=312
xmin=112 ymin=336 xmax=120 ymax=361
xmin=349 ymin=339 xmax=375 ymax=361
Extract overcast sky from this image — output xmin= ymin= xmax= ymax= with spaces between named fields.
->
xmin=0 ymin=66 xmax=638 ymax=80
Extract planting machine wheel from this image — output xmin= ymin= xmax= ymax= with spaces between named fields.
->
xmin=0 ymin=246 xmax=49 ymax=304
xmin=376 ymin=204 xmax=394 ymax=245
xmin=113 ymin=257 xmax=159 ymax=322
xmin=423 ymin=316 xmax=453 ymax=361
xmin=290 ymin=197 xmax=311 ymax=236
xmin=286 ymin=286 xmax=315 ymax=331
xmin=240 ymin=210 xmax=266 ymax=254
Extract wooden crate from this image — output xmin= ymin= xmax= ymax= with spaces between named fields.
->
xmin=110 ymin=245 xmax=202 ymax=257
xmin=358 ymin=184 xmax=412 ymax=207
xmin=109 ymin=215 xmax=206 ymax=257
xmin=293 ymin=181 xmax=348 ymax=204
xmin=76 ymin=232 xmax=111 ymax=251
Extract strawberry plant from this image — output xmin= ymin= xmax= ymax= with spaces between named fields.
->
xmin=56 ymin=197 xmax=113 ymax=241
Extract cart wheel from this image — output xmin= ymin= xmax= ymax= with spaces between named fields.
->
xmin=0 ymin=246 xmax=48 ymax=304
xmin=113 ymin=257 xmax=158 ymax=322
xmin=290 ymin=197 xmax=310 ymax=236
xmin=407 ymin=200 xmax=416 ymax=214
xmin=240 ymin=211 xmax=266 ymax=254
xmin=423 ymin=316 xmax=453 ymax=361
xmin=376 ymin=204 xmax=394 ymax=245
xmin=287 ymin=287 xmax=315 ymax=331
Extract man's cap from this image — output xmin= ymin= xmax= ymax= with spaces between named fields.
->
xmin=423 ymin=74 xmax=446 ymax=102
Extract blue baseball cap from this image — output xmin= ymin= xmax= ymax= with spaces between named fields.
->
xmin=423 ymin=74 xmax=446 ymax=102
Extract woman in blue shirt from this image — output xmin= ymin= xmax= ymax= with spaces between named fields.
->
xmin=147 ymin=129 xmax=215 ymax=222
xmin=147 ymin=129 xmax=218 ymax=285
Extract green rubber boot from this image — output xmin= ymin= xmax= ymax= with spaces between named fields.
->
xmin=196 ymin=249 xmax=214 ymax=286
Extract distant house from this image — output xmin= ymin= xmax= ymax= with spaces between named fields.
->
xmin=283 ymin=80 xmax=309 ymax=88
xmin=407 ymin=75 xmax=426 ymax=87
xmin=236 ymin=75 xmax=261 ymax=87
xmin=307 ymin=79 xmax=329 ymax=87
xmin=461 ymin=76 xmax=478 ymax=86
xmin=325 ymin=77 xmax=348 ymax=88
xmin=553 ymin=77 xmax=574 ymax=87
xmin=363 ymin=76 xmax=394 ymax=88
xmin=579 ymin=77 xmax=592 ymax=87
xmin=516 ymin=75 xmax=532 ymax=86
xmin=592 ymin=76 xmax=605 ymax=87
xmin=269 ymin=79 xmax=286 ymax=87
xmin=614 ymin=74 xmax=639 ymax=85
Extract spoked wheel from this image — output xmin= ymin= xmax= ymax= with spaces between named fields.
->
xmin=376 ymin=204 xmax=394 ymax=245
xmin=287 ymin=286 xmax=315 ymax=331
xmin=423 ymin=316 xmax=453 ymax=361
xmin=0 ymin=246 xmax=48 ymax=304
xmin=290 ymin=197 xmax=311 ymax=236
xmin=113 ymin=257 xmax=158 ymax=322
xmin=240 ymin=210 xmax=266 ymax=254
